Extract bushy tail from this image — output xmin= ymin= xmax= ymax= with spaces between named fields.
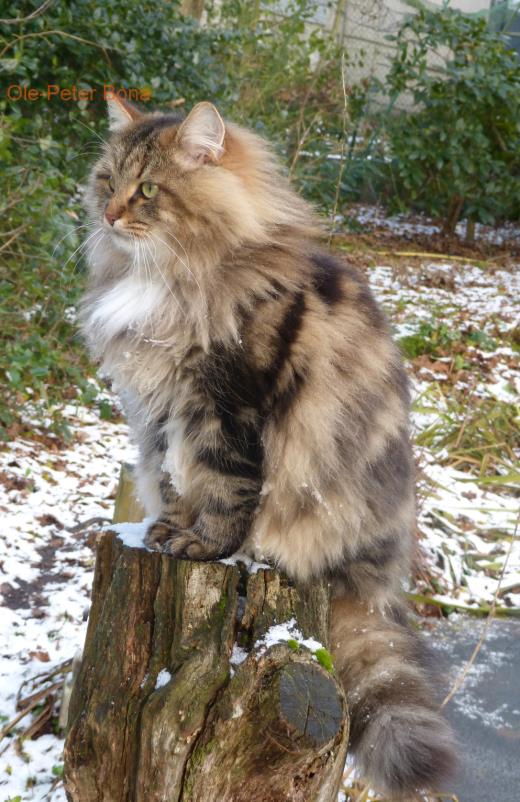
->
xmin=330 ymin=597 xmax=455 ymax=798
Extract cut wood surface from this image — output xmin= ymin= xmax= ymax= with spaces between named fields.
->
xmin=63 ymin=468 xmax=349 ymax=802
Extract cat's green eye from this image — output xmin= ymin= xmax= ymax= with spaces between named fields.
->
xmin=108 ymin=176 xmax=115 ymax=192
xmin=141 ymin=182 xmax=158 ymax=199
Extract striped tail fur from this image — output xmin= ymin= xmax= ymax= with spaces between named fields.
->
xmin=330 ymin=597 xmax=455 ymax=798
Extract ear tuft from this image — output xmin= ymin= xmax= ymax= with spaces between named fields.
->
xmin=177 ymin=102 xmax=225 ymax=165
xmin=106 ymin=92 xmax=142 ymax=132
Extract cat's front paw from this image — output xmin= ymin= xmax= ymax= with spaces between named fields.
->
xmin=144 ymin=519 xmax=179 ymax=551
xmin=145 ymin=521 xmax=220 ymax=561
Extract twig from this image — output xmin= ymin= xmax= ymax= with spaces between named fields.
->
xmin=328 ymin=52 xmax=349 ymax=245
xmin=66 ymin=516 xmax=111 ymax=533
xmin=17 ymin=680 xmax=64 ymax=711
xmin=354 ymin=783 xmax=371 ymax=802
xmin=0 ymin=0 xmax=53 ymax=25
xmin=288 ymin=110 xmax=320 ymax=176
xmin=440 ymin=509 xmax=519 ymax=709
xmin=407 ymin=592 xmax=519 ymax=619
xmin=0 ymin=30 xmax=115 ymax=63
xmin=370 ymin=250 xmax=480 ymax=262
xmin=16 ymin=657 xmax=72 ymax=701
xmin=0 ymin=223 xmax=31 ymax=238
xmin=43 ymin=777 xmax=63 ymax=801
xmin=452 ymin=381 xmax=477 ymax=450
xmin=0 ymin=681 xmax=61 ymax=743
xmin=0 ymin=223 xmax=28 ymax=254
xmin=21 ymin=698 xmax=55 ymax=740
xmin=287 ymin=36 xmax=327 ymax=177
xmin=0 ymin=175 xmax=43 ymax=216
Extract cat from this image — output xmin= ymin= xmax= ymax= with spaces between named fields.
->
xmin=80 ymin=94 xmax=455 ymax=797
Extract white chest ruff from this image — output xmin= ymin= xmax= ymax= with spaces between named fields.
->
xmin=161 ymin=417 xmax=188 ymax=496
xmin=88 ymin=276 xmax=168 ymax=341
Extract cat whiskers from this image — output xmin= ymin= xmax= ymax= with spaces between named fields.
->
xmin=52 ymin=222 xmax=98 ymax=259
xmin=138 ymin=238 xmax=153 ymax=292
xmin=136 ymin=238 xmax=157 ymax=337
xmin=63 ymin=226 xmax=103 ymax=271
xmin=69 ymin=145 xmax=105 ymax=162
xmin=75 ymin=119 xmax=110 ymax=149
xmin=130 ymin=233 xmax=138 ymax=276
xmin=87 ymin=229 xmax=105 ymax=262
xmin=59 ymin=226 xmax=104 ymax=293
xmin=138 ymin=235 xmax=153 ymax=288
xmin=144 ymin=236 xmax=183 ymax=315
xmin=153 ymin=232 xmax=205 ymax=310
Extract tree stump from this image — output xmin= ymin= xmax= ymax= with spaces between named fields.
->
xmin=64 ymin=472 xmax=349 ymax=802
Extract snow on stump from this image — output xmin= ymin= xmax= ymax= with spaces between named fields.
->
xmin=63 ymin=471 xmax=349 ymax=802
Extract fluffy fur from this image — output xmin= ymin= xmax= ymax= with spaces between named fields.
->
xmin=80 ymin=96 xmax=454 ymax=796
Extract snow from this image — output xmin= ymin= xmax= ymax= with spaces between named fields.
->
xmin=219 ymin=552 xmax=271 ymax=574
xmin=347 ymin=203 xmax=520 ymax=246
xmin=0 ymin=404 xmax=135 ymax=801
xmin=255 ymin=618 xmax=324 ymax=656
xmin=155 ymin=669 xmax=172 ymax=689
xmin=230 ymin=644 xmax=248 ymax=665
xmin=111 ymin=519 xmax=153 ymax=549
xmin=0 ymin=735 xmax=68 ymax=802
xmin=230 ymin=622 xmax=326 ymax=671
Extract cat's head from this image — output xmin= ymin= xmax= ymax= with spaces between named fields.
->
xmin=85 ymin=94 xmax=310 ymax=271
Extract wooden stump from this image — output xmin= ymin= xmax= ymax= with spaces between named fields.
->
xmin=64 ymin=473 xmax=349 ymax=802
xmin=112 ymin=463 xmax=144 ymax=525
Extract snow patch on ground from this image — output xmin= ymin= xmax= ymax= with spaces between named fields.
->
xmin=0 ymin=405 xmax=135 ymax=801
xmin=349 ymin=203 xmax=520 ymax=246
xmin=367 ymin=258 xmax=519 ymax=612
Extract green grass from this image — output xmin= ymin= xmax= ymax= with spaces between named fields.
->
xmin=414 ymin=388 xmax=519 ymax=481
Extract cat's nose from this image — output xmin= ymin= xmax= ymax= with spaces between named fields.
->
xmin=105 ymin=206 xmax=123 ymax=226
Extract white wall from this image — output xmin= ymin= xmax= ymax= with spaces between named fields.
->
xmin=314 ymin=0 xmax=492 ymax=88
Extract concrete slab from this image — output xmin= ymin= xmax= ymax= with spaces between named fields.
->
xmin=422 ymin=617 xmax=520 ymax=802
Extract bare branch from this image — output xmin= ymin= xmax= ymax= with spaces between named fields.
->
xmin=0 ymin=29 xmax=116 ymax=64
xmin=0 ymin=0 xmax=53 ymax=26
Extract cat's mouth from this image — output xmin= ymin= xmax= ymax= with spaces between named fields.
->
xmin=106 ymin=221 xmax=149 ymax=241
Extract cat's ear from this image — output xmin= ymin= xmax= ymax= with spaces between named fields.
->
xmin=176 ymin=102 xmax=225 ymax=165
xmin=106 ymin=92 xmax=142 ymax=132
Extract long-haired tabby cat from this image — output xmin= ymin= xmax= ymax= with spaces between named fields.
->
xmin=81 ymin=94 xmax=454 ymax=797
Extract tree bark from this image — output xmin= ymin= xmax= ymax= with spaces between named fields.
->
xmin=465 ymin=218 xmax=476 ymax=245
xmin=443 ymin=193 xmax=464 ymax=237
xmin=112 ymin=463 xmax=144 ymax=525
xmin=64 ymin=475 xmax=349 ymax=802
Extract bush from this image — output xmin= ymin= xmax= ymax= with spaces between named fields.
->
xmin=384 ymin=4 xmax=520 ymax=234
xmin=0 ymin=0 xmax=235 ymax=440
